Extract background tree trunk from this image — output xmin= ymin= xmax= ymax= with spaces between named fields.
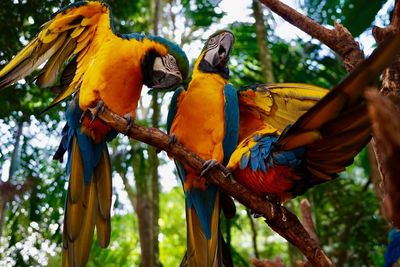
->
xmin=252 ymin=0 xmax=275 ymax=83
xmin=0 ymin=122 xmax=23 ymax=239
xmin=246 ymin=209 xmax=260 ymax=259
xmin=132 ymin=145 xmax=154 ymax=267
xmin=149 ymin=94 xmax=161 ymax=267
xmin=150 ymin=0 xmax=162 ymax=265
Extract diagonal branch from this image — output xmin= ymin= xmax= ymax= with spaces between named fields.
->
xmin=89 ymin=106 xmax=333 ymax=267
xmin=258 ymin=0 xmax=364 ymax=71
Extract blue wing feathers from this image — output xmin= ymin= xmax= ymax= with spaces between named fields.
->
xmin=222 ymin=84 xmax=239 ymax=165
xmin=167 ymin=88 xmax=184 ymax=134
xmin=65 ymin=96 xmax=109 ymax=184
xmin=239 ymin=134 xmax=305 ymax=173
xmin=240 ymin=154 xmax=250 ymax=170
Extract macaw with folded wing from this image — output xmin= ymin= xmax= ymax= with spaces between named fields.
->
xmin=228 ymin=32 xmax=400 ymax=202
xmin=167 ymin=30 xmax=238 ymax=267
xmin=0 ymin=1 xmax=189 ymax=266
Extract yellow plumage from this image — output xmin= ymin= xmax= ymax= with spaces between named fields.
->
xmin=237 ymin=83 xmax=328 ymax=142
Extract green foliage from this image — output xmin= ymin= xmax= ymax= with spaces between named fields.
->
xmin=227 ymin=204 xmax=289 ymax=265
xmin=298 ymin=0 xmax=387 ymax=36
xmin=0 ymin=120 xmax=66 ymax=266
xmin=305 ymin=150 xmax=387 ymax=266
xmin=229 ymin=22 xmax=346 ymax=88
xmin=159 ymin=187 xmax=186 ymax=266
xmin=107 ymin=0 xmax=151 ymax=33
xmin=181 ymin=0 xmax=225 ymax=28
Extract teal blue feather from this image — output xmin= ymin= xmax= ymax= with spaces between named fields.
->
xmin=62 ymin=96 xmax=117 ymax=184
xmin=167 ymin=87 xmax=184 ymax=134
xmin=222 ymin=84 xmax=239 ymax=165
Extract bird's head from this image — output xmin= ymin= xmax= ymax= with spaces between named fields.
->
xmin=196 ymin=30 xmax=235 ymax=79
xmin=140 ymin=35 xmax=189 ymax=91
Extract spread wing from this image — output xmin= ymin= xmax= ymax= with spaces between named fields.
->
xmin=276 ymin=31 xmax=400 ymax=183
xmin=237 ymin=83 xmax=328 ymax=142
xmin=0 ymin=1 xmax=116 ymax=110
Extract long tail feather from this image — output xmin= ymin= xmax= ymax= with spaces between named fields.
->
xmin=94 ymin=146 xmax=112 ymax=248
xmin=73 ymin=176 xmax=97 ymax=267
xmin=62 ymin=135 xmax=102 ymax=267
xmin=185 ymin=193 xmax=221 ymax=267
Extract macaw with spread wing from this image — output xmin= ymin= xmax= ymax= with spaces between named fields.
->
xmin=228 ymin=32 xmax=400 ymax=203
xmin=167 ymin=30 xmax=238 ymax=267
xmin=0 ymin=1 xmax=189 ymax=266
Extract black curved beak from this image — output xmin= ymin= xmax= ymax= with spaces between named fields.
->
xmin=203 ymin=31 xmax=234 ymax=69
xmin=150 ymin=54 xmax=183 ymax=89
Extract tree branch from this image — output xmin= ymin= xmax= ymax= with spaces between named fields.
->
xmin=366 ymin=90 xmax=400 ymax=227
xmin=89 ymin=107 xmax=333 ymax=267
xmin=258 ymin=0 xmax=364 ymax=71
xmin=368 ymin=0 xmax=400 ymax=228
xmin=300 ymin=199 xmax=319 ymax=245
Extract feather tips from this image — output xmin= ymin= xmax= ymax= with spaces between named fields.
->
xmin=0 ymin=1 xmax=113 ymax=114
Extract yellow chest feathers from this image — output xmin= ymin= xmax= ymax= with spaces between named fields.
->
xmin=171 ymin=73 xmax=227 ymax=160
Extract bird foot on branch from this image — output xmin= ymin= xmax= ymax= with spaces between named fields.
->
xmin=200 ymin=159 xmax=219 ymax=177
xmin=91 ymin=100 xmax=105 ymax=123
xmin=168 ymin=134 xmax=177 ymax=146
xmin=123 ymin=113 xmax=134 ymax=135
xmin=87 ymin=100 xmax=105 ymax=126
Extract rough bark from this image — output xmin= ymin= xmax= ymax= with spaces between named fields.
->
xmin=299 ymin=199 xmax=319 ymax=245
xmin=90 ymin=107 xmax=333 ymax=267
xmin=366 ymin=90 xmax=400 ymax=227
xmin=252 ymin=256 xmax=285 ymax=267
xmin=252 ymin=0 xmax=275 ymax=83
xmin=368 ymin=0 xmax=400 ymax=227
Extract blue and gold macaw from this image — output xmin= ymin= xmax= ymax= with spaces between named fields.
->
xmin=227 ymin=32 xmax=400 ymax=203
xmin=167 ymin=30 xmax=238 ymax=267
xmin=0 ymin=1 xmax=189 ymax=266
